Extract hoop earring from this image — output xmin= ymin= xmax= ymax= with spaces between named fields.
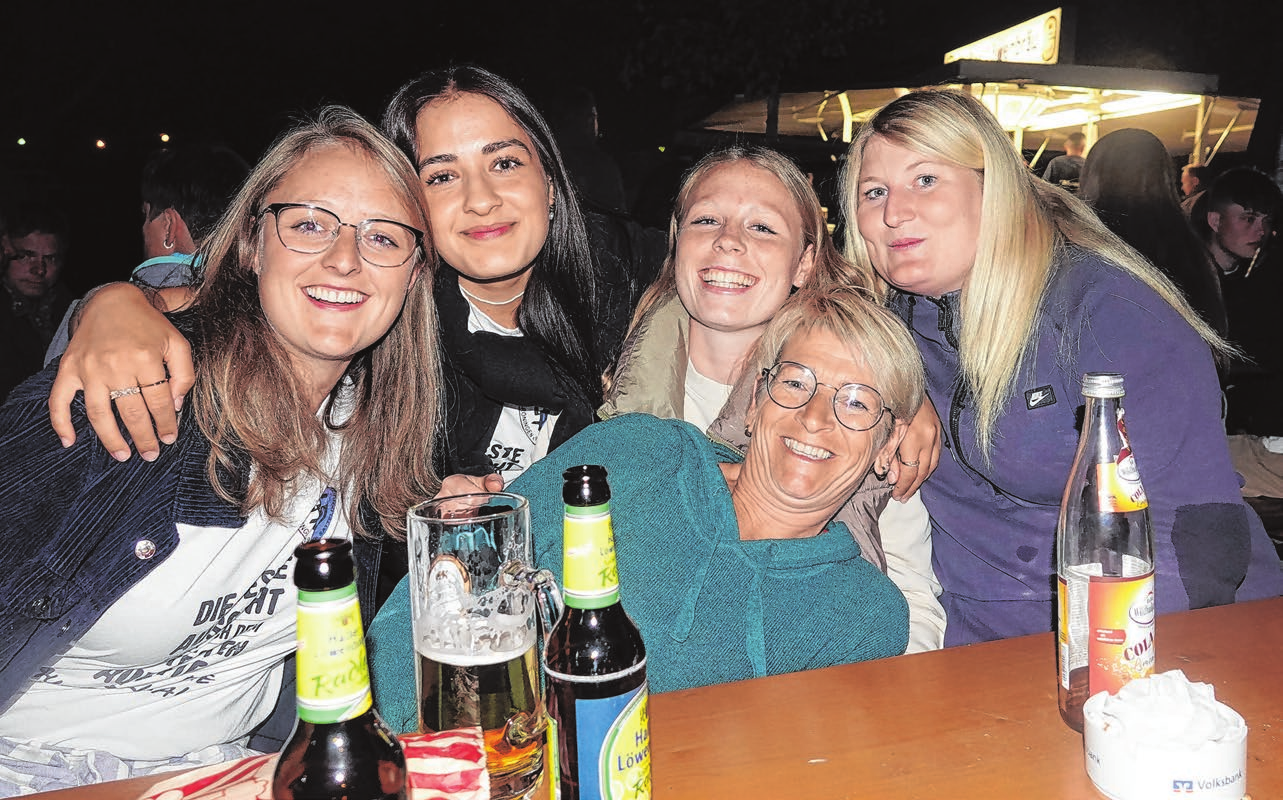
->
xmin=163 ymin=237 xmax=174 ymax=250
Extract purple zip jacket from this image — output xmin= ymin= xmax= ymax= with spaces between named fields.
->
xmin=892 ymin=246 xmax=1283 ymax=646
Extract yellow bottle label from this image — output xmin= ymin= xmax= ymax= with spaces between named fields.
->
xmin=547 ymin=717 xmax=560 ymax=800
xmin=1094 ymin=461 xmax=1148 ymax=512
xmin=295 ymin=584 xmax=372 ymax=724
xmin=1095 ymin=407 xmax=1148 ymax=512
xmin=563 ymin=505 xmax=620 ymax=610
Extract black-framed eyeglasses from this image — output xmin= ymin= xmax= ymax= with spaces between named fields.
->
xmin=258 ymin=203 xmax=424 ymax=268
xmin=761 ymin=361 xmax=892 ymax=432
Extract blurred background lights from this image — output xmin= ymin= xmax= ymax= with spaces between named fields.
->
xmin=160 ymin=133 xmax=170 ymax=143
xmin=16 ymin=138 xmax=25 ymax=146
xmin=95 ymin=139 xmax=106 ymax=149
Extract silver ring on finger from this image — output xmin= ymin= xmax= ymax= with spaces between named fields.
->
xmin=108 ymin=385 xmax=143 ymax=401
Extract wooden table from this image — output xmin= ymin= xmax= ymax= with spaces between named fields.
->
xmin=649 ymin=596 xmax=1282 ymax=799
xmin=25 ymin=597 xmax=1283 ymax=799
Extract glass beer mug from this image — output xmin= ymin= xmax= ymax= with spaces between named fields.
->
xmin=407 ymin=493 xmax=560 ymax=800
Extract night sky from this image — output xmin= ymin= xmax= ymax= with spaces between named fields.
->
xmin=4 ymin=0 xmax=1278 ymax=291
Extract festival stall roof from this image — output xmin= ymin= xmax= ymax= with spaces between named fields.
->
xmin=696 ymin=13 xmax=1258 ymax=166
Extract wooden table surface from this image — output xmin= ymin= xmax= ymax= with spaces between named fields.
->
xmin=25 ymin=597 xmax=1282 ymax=800
xmin=649 ymin=596 xmax=1282 ymax=799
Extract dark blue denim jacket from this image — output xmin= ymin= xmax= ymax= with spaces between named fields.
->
xmin=0 ymin=365 xmax=384 ymax=752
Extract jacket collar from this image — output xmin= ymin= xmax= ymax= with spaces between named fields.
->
xmin=173 ymin=404 xmax=248 ymax=528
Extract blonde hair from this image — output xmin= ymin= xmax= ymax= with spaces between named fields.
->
xmin=629 ymin=146 xmax=873 ymax=331
xmin=750 ymin=287 xmax=925 ymax=449
xmin=191 ymin=106 xmax=440 ymax=538
xmin=840 ymin=89 xmax=1228 ymax=459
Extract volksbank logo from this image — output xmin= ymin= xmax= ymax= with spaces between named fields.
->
xmin=1171 ymin=768 xmax=1244 ymax=792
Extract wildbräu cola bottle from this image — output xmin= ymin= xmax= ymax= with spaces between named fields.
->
xmin=1056 ymin=373 xmax=1156 ymax=732
xmin=544 ymin=465 xmax=651 ymax=800
xmin=272 ymin=539 xmax=406 ymax=800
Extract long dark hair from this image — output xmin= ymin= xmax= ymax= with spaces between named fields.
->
xmin=382 ymin=65 xmax=602 ymax=405
xmin=1079 ymin=128 xmax=1227 ymax=336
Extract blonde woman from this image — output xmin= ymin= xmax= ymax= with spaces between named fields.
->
xmin=603 ymin=147 xmax=945 ymax=651
xmin=842 ymin=89 xmax=1283 ymax=646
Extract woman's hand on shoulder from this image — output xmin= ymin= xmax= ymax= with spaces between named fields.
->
xmin=49 ymin=282 xmax=195 ymax=461
xmin=889 ymin=394 xmax=943 ymax=501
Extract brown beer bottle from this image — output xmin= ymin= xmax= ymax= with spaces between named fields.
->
xmin=1056 ymin=373 xmax=1155 ymax=732
xmin=544 ymin=465 xmax=651 ymax=800
xmin=272 ymin=539 xmax=407 ymax=800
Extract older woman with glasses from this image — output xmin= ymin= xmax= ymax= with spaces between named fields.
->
xmin=0 ymin=107 xmax=439 ymax=792
xmin=368 ymin=288 xmax=924 ymax=726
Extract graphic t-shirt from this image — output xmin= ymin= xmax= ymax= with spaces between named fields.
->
xmin=0 ymin=401 xmax=351 ymax=762
xmin=465 ymin=293 xmax=560 ymax=485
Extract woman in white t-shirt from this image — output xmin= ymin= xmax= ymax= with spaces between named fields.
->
xmin=0 ymin=108 xmax=439 ymax=792
xmin=600 ymin=147 xmax=948 ymax=651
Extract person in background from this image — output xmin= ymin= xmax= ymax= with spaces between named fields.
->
xmin=1 ymin=202 xmax=72 ymax=400
xmin=1195 ymin=167 xmax=1283 ymax=435
xmin=543 ymin=85 xmax=628 ymax=213
xmin=0 ymin=107 xmax=439 ymax=793
xmin=1078 ymin=127 xmax=1227 ymax=336
xmin=44 ymin=143 xmax=250 ymax=363
xmin=1041 ymin=131 xmax=1086 ymax=190
xmin=843 ymin=89 xmax=1283 ymax=647
xmin=1181 ymin=163 xmax=1211 ymax=198
xmin=369 ymin=288 xmax=924 ymax=725
xmin=601 ymin=146 xmax=945 ymax=651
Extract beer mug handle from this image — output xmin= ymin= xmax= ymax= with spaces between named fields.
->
xmin=500 ymin=563 xmax=564 ymax=641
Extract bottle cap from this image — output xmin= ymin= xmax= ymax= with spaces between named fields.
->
xmin=1082 ymin=372 xmax=1125 ymax=399
xmin=563 ymin=464 xmax=610 ymax=506
xmin=293 ymin=538 xmax=355 ymax=591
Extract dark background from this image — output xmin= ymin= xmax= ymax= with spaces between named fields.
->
xmin=3 ymin=0 xmax=1279 ymax=294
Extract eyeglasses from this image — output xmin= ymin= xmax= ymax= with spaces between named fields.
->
xmin=761 ymin=361 xmax=892 ymax=432
xmin=258 ymin=203 xmax=424 ymax=268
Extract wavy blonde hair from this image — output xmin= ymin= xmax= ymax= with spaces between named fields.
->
xmin=190 ymin=106 xmax=440 ymax=538
xmin=840 ymin=89 xmax=1228 ymax=459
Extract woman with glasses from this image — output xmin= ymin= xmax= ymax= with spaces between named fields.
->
xmin=599 ymin=146 xmax=945 ymax=651
xmin=0 ymin=107 xmax=439 ymax=791
xmin=844 ymin=90 xmax=1283 ymax=648
xmin=368 ymin=288 xmax=922 ymax=714
xmin=48 ymin=66 xmax=663 ymax=486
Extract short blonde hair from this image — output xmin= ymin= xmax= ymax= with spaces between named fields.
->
xmin=840 ymin=89 xmax=1225 ymax=458
xmin=750 ymin=287 xmax=924 ymax=448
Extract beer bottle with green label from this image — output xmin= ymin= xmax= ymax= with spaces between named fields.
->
xmin=545 ymin=465 xmax=651 ymax=800
xmin=272 ymin=539 xmax=406 ymax=800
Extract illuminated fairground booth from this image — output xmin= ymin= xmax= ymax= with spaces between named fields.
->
xmin=696 ymin=8 xmax=1258 ymax=171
